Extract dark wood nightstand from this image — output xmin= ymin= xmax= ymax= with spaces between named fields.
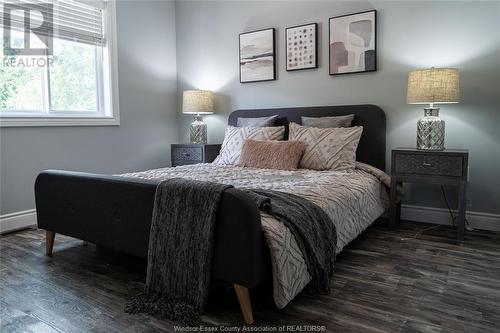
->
xmin=171 ymin=144 xmax=221 ymax=167
xmin=389 ymin=147 xmax=469 ymax=240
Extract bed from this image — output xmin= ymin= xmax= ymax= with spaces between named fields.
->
xmin=35 ymin=104 xmax=387 ymax=324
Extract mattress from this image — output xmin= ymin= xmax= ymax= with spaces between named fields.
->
xmin=122 ymin=163 xmax=389 ymax=308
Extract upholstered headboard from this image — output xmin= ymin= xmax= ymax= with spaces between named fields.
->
xmin=228 ymin=105 xmax=386 ymax=171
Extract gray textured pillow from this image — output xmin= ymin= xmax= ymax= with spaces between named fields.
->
xmin=301 ymin=114 xmax=354 ymax=128
xmin=237 ymin=115 xmax=279 ymax=127
xmin=289 ymin=122 xmax=363 ymax=171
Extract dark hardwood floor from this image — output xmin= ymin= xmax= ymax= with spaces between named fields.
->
xmin=1 ymin=222 xmax=499 ymax=333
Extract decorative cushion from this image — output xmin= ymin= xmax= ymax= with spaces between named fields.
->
xmin=301 ymin=114 xmax=354 ymax=128
xmin=214 ymin=126 xmax=285 ymax=165
xmin=236 ymin=139 xmax=306 ymax=170
xmin=237 ymin=115 xmax=279 ymax=127
xmin=289 ymin=122 xmax=363 ymax=171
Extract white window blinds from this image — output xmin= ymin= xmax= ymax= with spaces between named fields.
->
xmin=1 ymin=0 xmax=105 ymax=45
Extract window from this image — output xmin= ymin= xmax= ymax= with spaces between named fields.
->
xmin=0 ymin=0 xmax=119 ymax=126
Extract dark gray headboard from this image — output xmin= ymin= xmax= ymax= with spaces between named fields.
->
xmin=228 ymin=104 xmax=386 ymax=171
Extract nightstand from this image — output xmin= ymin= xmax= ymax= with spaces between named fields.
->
xmin=389 ymin=148 xmax=469 ymax=240
xmin=171 ymin=144 xmax=221 ymax=167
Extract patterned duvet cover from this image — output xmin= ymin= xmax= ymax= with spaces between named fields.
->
xmin=121 ymin=163 xmax=389 ymax=309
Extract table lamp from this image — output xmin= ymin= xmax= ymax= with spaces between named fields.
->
xmin=407 ymin=67 xmax=459 ymax=150
xmin=182 ymin=90 xmax=215 ymax=144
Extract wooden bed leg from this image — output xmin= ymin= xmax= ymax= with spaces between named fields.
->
xmin=234 ymin=284 xmax=254 ymax=324
xmin=45 ymin=230 xmax=55 ymax=256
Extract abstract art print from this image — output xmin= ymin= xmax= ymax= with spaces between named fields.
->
xmin=286 ymin=23 xmax=318 ymax=71
xmin=329 ymin=10 xmax=376 ymax=75
xmin=239 ymin=28 xmax=276 ymax=83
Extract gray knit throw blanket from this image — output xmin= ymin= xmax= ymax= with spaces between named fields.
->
xmin=125 ymin=178 xmax=233 ymax=325
xmin=244 ymin=189 xmax=337 ymax=293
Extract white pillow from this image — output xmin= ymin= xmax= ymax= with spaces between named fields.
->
xmin=214 ymin=125 xmax=285 ymax=165
xmin=289 ymin=122 xmax=363 ymax=171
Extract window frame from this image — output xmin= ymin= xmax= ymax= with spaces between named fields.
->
xmin=0 ymin=1 xmax=120 ymax=127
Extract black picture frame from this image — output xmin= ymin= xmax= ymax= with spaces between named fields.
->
xmin=285 ymin=23 xmax=318 ymax=71
xmin=239 ymin=28 xmax=276 ymax=83
xmin=329 ymin=10 xmax=377 ymax=76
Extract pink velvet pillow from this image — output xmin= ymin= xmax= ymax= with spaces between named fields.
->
xmin=236 ymin=139 xmax=306 ymax=170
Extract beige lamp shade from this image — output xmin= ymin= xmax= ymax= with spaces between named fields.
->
xmin=407 ymin=68 xmax=460 ymax=104
xmin=182 ymin=90 xmax=215 ymax=114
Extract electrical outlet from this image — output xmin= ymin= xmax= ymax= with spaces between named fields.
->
xmin=467 ymin=199 xmax=472 ymax=208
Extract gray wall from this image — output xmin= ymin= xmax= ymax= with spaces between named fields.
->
xmin=176 ymin=1 xmax=500 ymax=215
xmin=2 ymin=0 xmax=499 ymax=217
xmin=0 ymin=0 xmax=178 ymax=215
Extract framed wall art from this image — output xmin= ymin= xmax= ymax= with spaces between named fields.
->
xmin=286 ymin=23 xmax=318 ymax=71
xmin=239 ymin=28 xmax=276 ymax=83
xmin=329 ymin=10 xmax=376 ymax=75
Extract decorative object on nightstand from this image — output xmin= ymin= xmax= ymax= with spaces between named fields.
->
xmin=389 ymin=147 xmax=469 ymax=240
xmin=182 ymin=90 xmax=215 ymax=144
xmin=171 ymin=144 xmax=221 ymax=167
xmin=407 ymin=68 xmax=460 ymax=150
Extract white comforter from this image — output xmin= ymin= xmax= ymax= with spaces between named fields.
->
xmin=121 ymin=163 xmax=389 ymax=308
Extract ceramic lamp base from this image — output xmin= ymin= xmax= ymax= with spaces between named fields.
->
xmin=417 ymin=108 xmax=445 ymax=150
xmin=190 ymin=115 xmax=207 ymax=144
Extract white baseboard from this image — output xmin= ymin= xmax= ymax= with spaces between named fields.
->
xmin=0 ymin=209 xmax=37 ymax=234
xmin=401 ymin=204 xmax=500 ymax=232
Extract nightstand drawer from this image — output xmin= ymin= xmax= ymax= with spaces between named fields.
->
xmin=394 ymin=153 xmax=463 ymax=177
xmin=173 ymin=147 xmax=203 ymax=162
xmin=171 ymin=144 xmax=221 ymax=167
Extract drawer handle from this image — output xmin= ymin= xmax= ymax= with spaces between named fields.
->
xmin=422 ymin=162 xmax=432 ymax=167
xmin=182 ymin=153 xmax=190 ymax=157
